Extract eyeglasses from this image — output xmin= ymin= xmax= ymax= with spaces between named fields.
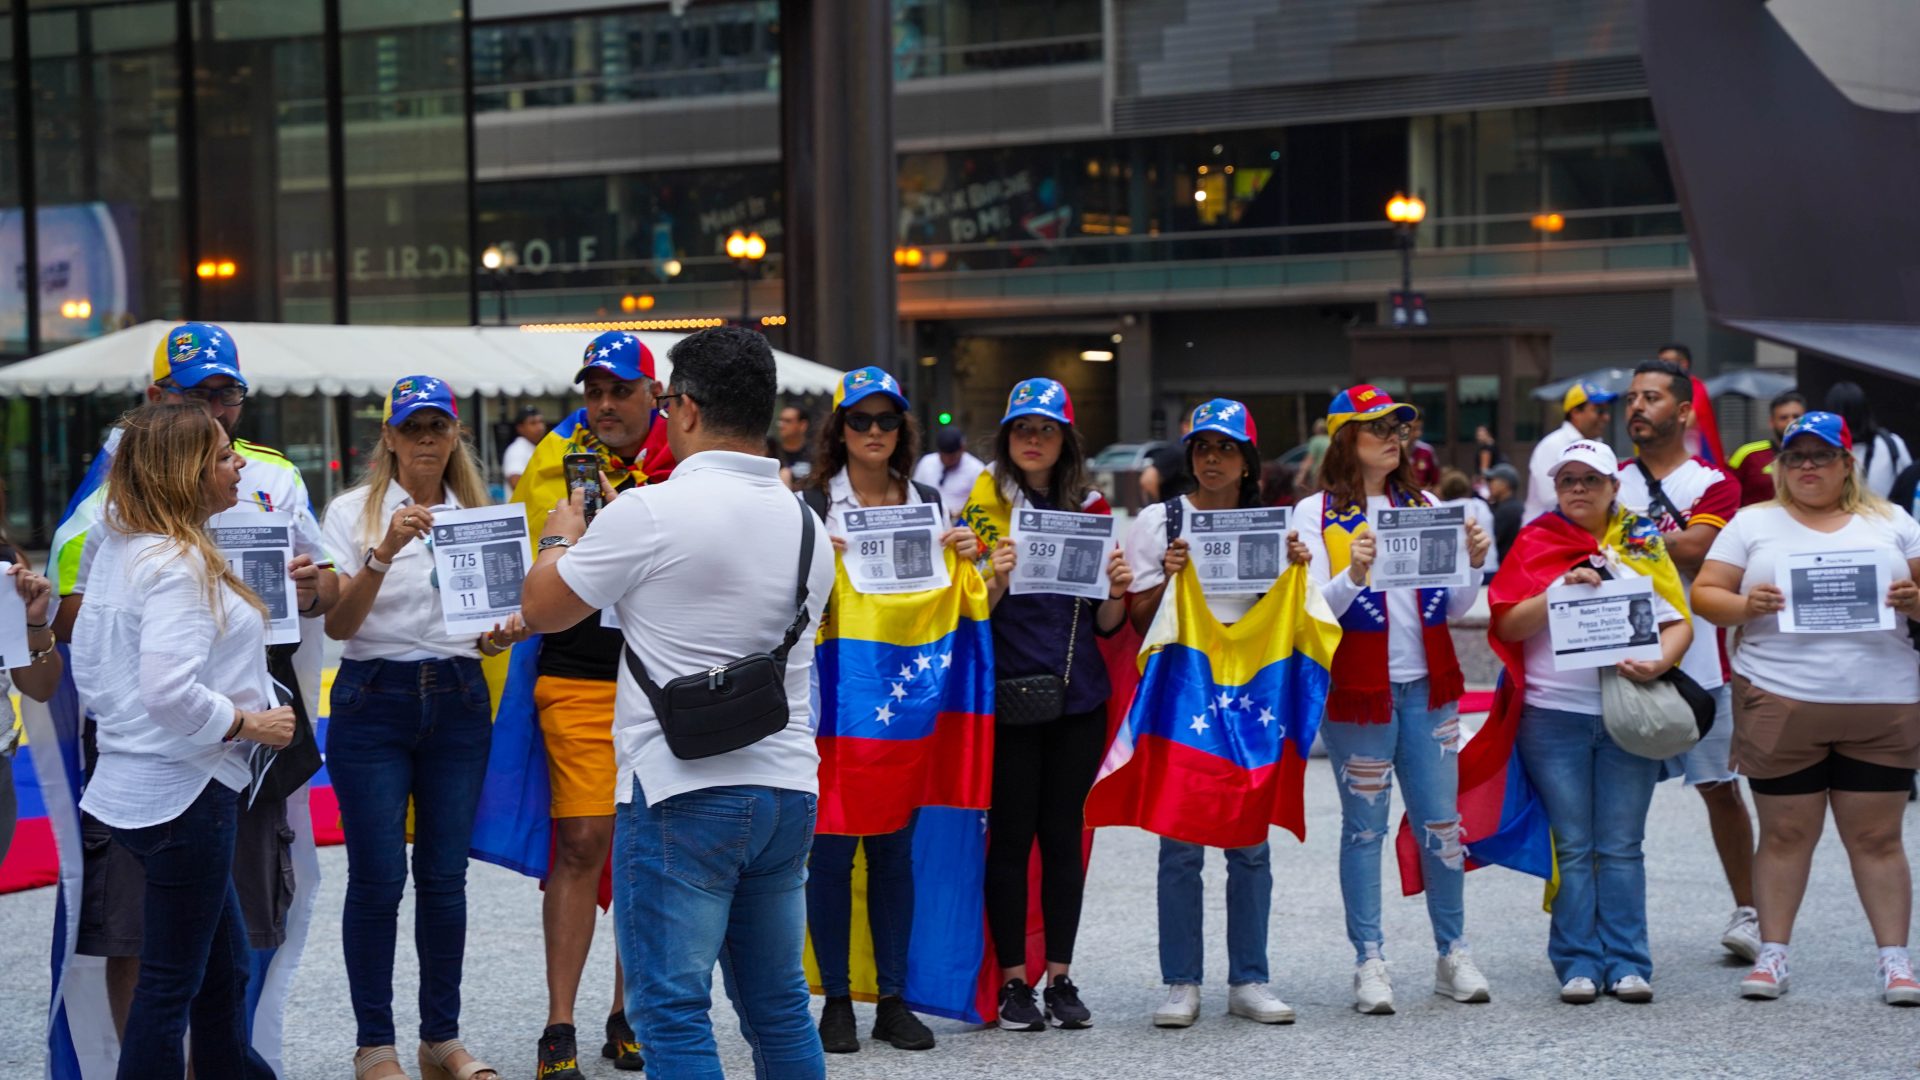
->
xmin=164 ymin=383 xmax=247 ymax=407
xmin=844 ymin=411 xmax=905 ymax=433
xmin=1360 ymin=418 xmax=1412 ymax=441
xmin=396 ymin=416 xmax=455 ymax=439
xmin=1555 ymin=472 xmax=1611 ymax=492
xmin=1778 ymin=447 xmax=1844 ymax=469
xmin=654 ymin=392 xmax=695 ymax=414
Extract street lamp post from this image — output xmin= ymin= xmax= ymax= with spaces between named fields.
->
xmin=1384 ymin=192 xmax=1428 ymax=327
xmin=480 ymin=245 xmax=515 ymax=326
xmin=725 ymin=230 xmax=766 ymax=326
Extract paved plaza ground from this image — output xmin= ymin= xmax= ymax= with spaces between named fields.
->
xmin=1 ymin=760 xmax=1914 ymax=1078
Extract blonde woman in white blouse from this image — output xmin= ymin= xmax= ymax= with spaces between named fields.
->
xmin=73 ymin=403 xmax=294 ymax=1078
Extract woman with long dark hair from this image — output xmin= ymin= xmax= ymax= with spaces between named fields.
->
xmin=800 ymin=366 xmax=977 ymax=1054
xmin=1123 ymin=399 xmax=1309 ymax=1029
xmin=1295 ymin=386 xmax=1492 ymax=1015
xmin=1824 ymin=381 xmax=1912 ymax=499
xmin=974 ymin=378 xmax=1134 ymax=1032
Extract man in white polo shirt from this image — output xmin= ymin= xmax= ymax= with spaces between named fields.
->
xmin=1524 ymin=380 xmax=1617 ymax=521
xmin=520 ymin=325 xmax=833 ymax=1080
xmin=1615 ymin=357 xmax=1760 ymax=965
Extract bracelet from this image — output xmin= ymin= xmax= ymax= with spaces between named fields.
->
xmin=26 ymin=620 xmax=49 ymax=631
xmin=299 ymin=594 xmax=320 ymax=614
xmin=223 ymin=713 xmax=245 ymax=742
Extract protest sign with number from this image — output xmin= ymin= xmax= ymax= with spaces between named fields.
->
xmin=842 ymin=503 xmax=949 ymax=595
xmin=1010 ymin=508 xmax=1115 ymax=601
xmin=430 ymin=505 xmax=531 ymax=636
xmin=1371 ymin=505 xmax=1475 ymax=591
xmin=1186 ymin=507 xmax=1289 ymax=595
xmin=209 ymin=510 xmax=301 ymax=645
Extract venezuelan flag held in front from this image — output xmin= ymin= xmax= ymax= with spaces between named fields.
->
xmin=1086 ymin=561 xmax=1340 ymax=848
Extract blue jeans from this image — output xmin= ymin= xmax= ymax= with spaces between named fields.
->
xmin=614 ymin=782 xmax=823 ymax=1080
xmin=111 ymin=780 xmax=274 ymax=1079
xmin=1515 ymin=704 xmax=1660 ymax=985
xmin=806 ymin=819 xmax=916 ymax=998
xmin=1321 ymin=678 xmax=1466 ymax=962
xmin=1157 ymin=838 xmax=1271 ymax=985
xmin=326 ymin=657 xmax=492 ymax=1045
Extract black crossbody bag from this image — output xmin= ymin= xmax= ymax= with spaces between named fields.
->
xmin=622 ymin=497 xmax=817 ymax=760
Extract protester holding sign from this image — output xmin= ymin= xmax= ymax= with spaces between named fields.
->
xmin=1690 ymin=412 xmax=1920 ymax=1006
xmin=1292 ymin=386 xmax=1491 ymax=1015
xmin=71 ymin=403 xmax=295 ymax=1077
xmin=964 ymin=377 xmax=1133 ymax=1032
xmin=1490 ymin=439 xmax=1691 ymax=1005
xmin=320 ymin=376 xmax=524 ymax=1080
xmin=800 ymin=366 xmax=979 ymax=1053
xmin=1122 ymin=399 xmax=1311 ymax=1029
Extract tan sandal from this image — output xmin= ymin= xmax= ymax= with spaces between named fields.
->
xmin=418 ymin=1039 xmax=498 ymax=1080
xmin=353 ymin=1046 xmax=411 ymax=1080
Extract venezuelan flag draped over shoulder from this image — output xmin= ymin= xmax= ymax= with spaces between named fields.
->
xmin=1086 ymin=562 xmax=1338 ymax=846
xmin=1395 ymin=505 xmax=1684 ymax=898
xmin=469 ymin=407 xmax=672 ymax=878
xmin=814 ymin=550 xmax=994 ymax=835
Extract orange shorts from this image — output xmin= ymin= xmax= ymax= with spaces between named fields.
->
xmin=535 ymin=675 xmax=618 ymax=819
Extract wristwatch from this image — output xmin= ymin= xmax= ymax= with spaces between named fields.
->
xmin=364 ymin=547 xmax=391 ymax=574
xmin=538 ymin=535 xmax=576 ymax=552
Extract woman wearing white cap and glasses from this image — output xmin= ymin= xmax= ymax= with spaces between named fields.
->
xmin=1488 ymin=439 xmax=1691 ymax=1005
xmin=1691 ymin=412 xmax=1920 ymax=1006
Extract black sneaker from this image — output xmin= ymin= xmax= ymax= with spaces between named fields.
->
xmin=537 ymin=1023 xmax=586 ymax=1080
xmin=1044 ymin=976 xmax=1093 ymax=1029
xmin=872 ymin=995 xmax=935 ymax=1050
xmin=997 ymin=978 xmax=1045 ymax=1032
xmin=602 ymin=1011 xmax=644 ymax=1071
xmin=818 ymin=995 xmax=860 ymax=1053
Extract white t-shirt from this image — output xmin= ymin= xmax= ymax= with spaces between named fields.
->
xmin=912 ymin=451 xmax=986 ymax=523
xmin=320 ymin=482 xmax=479 ymax=662
xmin=1524 ymin=420 xmax=1584 ymax=522
xmin=1616 ymin=457 xmax=1739 ymax=691
xmin=556 ymin=451 xmax=834 ymax=807
xmin=501 ymin=435 xmax=538 ymax=482
xmin=1440 ymin=495 xmax=1499 ymax=574
xmin=1705 ymin=505 xmax=1920 ymax=704
xmin=1857 ymin=430 xmax=1913 ymax=500
xmin=1124 ymin=497 xmax=1258 ymax=625
xmin=1520 ymin=549 xmax=1687 ymax=715
xmin=1295 ymin=490 xmax=1480 ymax=683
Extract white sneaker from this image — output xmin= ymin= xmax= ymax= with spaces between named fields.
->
xmin=1560 ymin=976 xmax=1598 ymax=1004
xmin=1610 ymin=975 xmax=1654 ymax=1003
xmin=1353 ymin=958 xmax=1395 ymax=1015
xmin=1152 ymin=983 xmax=1201 ymax=1028
xmin=1720 ymin=906 xmax=1762 ymax=962
xmin=1227 ymin=982 xmax=1296 ymax=1024
xmin=1434 ymin=949 xmax=1491 ymax=1003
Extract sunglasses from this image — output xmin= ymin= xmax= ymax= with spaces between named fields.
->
xmin=1778 ymin=447 xmax=1844 ymax=470
xmin=165 ymin=384 xmax=248 ymax=407
xmin=844 ymin=411 xmax=905 ymax=433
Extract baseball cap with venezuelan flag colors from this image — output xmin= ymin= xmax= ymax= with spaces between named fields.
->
xmin=1560 ymin=380 xmax=1618 ymax=415
xmin=383 ymin=375 xmax=458 ymax=427
xmin=1185 ymin=398 xmax=1258 ymax=448
xmin=574 ymin=330 xmax=656 ymax=383
xmin=833 ymin=366 xmax=908 ymax=411
xmin=1001 ymin=377 xmax=1075 ymax=426
xmin=1325 ymin=384 xmax=1417 ymax=437
xmin=1780 ymin=410 xmax=1851 ymax=452
xmin=151 ymin=322 xmax=246 ymax=389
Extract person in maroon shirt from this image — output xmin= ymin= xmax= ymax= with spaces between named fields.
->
xmin=1727 ymin=391 xmax=1806 ymax=506
xmin=1405 ymin=416 xmax=1442 ymax=490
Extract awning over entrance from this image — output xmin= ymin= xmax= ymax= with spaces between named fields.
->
xmin=1721 ymin=319 xmax=1920 ymax=388
xmin=0 ymin=321 xmax=843 ymax=397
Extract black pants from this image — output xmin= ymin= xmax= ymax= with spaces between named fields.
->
xmin=985 ymin=706 xmax=1108 ymax=967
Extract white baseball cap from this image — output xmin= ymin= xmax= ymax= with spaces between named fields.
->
xmin=1548 ymin=439 xmax=1620 ymax=480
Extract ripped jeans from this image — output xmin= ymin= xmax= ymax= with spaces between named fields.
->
xmin=1321 ymin=677 xmax=1466 ymax=964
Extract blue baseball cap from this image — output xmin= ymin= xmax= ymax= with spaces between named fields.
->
xmin=1001 ymin=378 xmax=1075 ymax=426
xmin=833 ymin=366 xmax=908 ymax=411
xmin=383 ymin=375 xmax=459 ymax=427
xmin=1562 ymin=380 xmax=1618 ymax=414
xmin=574 ymin=330 xmax=657 ymax=383
xmin=1781 ymin=410 xmax=1852 ymax=451
xmin=152 ymin=322 xmax=246 ymax=389
xmin=1185 ymin=398 xmax=1258 ymax=448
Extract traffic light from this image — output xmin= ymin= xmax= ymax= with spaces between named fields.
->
xmin=937 ymin=411 xmax=953 ymax=426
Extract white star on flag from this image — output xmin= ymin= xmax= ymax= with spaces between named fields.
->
xmin=874 ymin=702 xmax=894 ymax=725
xmin=1237 ymin=694 xmax=1253 ymax=710
xmin=939 ymin=652 xmax=952 ymax=669
xmin=1257 ymin=708 xmax=1275 ymax=727
xmin=889 ymin=682 xmax=907 ymax=701
xmin=1215 ymin=690 xmax=1235 ymax=712
xmin=1190 ymin=714 xmax=1210 ymax=735
xmin=597 ymin=347 xmax=611 ymax=358
xmin=914 ymin=653 xmax=933 ymax=671
xmin=898 ymin=664 xmax=915 ymax=679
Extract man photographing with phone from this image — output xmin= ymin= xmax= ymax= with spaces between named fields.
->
xmin=496 ymin=330 xmax=677 ymax=1076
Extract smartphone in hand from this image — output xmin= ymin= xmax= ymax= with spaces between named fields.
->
xmin=564 ymin=453 xmax=604 ymax=524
